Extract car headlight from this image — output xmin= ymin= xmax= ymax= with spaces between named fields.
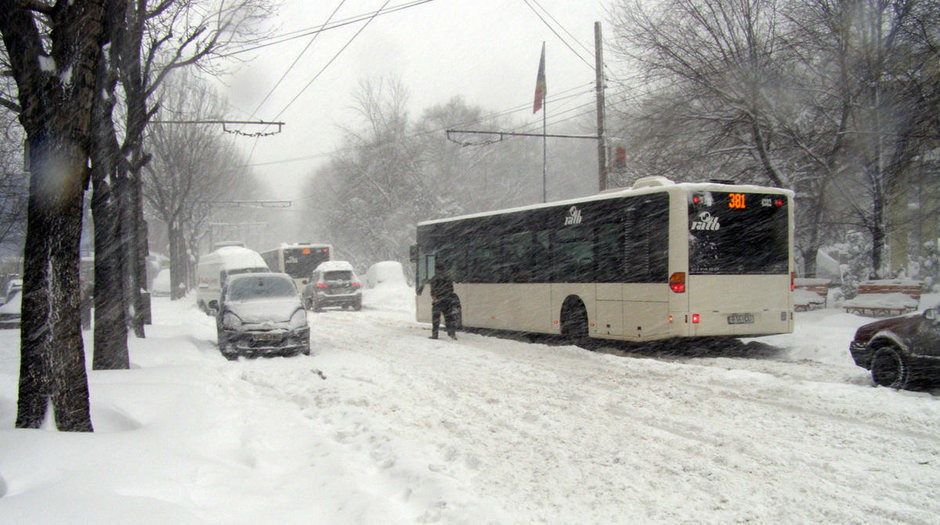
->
xmin=222 ymin=312 xmax=242 ymax=329
xmin=289 ymin=309 xmax=308 ymax=329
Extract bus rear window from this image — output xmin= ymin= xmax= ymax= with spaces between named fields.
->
xmin=284 ymin=247 xmax=330 ymax=277
xmin=688 ymin=193 xmax=788 ymax=275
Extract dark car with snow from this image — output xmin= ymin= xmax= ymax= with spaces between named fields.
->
xmin=216 ymin=272 xmax=310 ymax=360
xmin=0 ymin=289 xmax=21 ymax=329
xmin=849 ymin=306 xmax=940 ymax=389
xmin=302 ymin=261 xmax=362 ymax=311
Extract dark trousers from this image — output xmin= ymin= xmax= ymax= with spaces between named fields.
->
xmin=431 ymin=297 xmax=456 ymax=338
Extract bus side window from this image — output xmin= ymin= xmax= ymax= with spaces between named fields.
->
xmin=532 ymin=231 xmax=551 ymax=282
xmin=595 ymin=223 xmax=622 ymax=282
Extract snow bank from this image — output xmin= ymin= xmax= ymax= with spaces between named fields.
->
xmin=365 ymin=261 xmax=408 ymax=289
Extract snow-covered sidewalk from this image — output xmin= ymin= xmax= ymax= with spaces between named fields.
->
xmin=1 ymin=288 xmax=939 ymax=523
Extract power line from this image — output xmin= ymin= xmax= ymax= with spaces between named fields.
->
xmin=220 ymin=0 xmax=436 ymax=58
xmin=272 ymin=0 xmax=393 ymax=122
xmin=520 ymin=0 xmax=595 ymax=71
xmin=529 ymin=0 xmax=593 ymax=58
xmin=245 ymin=85 xmax=596 ymax=167
xmin=249 ymin=0 xmax=349 ymax=119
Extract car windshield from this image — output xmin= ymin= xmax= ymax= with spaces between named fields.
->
xmin=227 ymin=276 xmax=296 ymax=302
xmin=324 ymin=270 xmax=353 ymax=281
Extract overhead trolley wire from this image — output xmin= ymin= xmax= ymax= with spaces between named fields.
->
xmin=248 ymin=0 xmax=349 ymax=119
xmin=271 ymin=0 xmax=393 ymax=122
xmin=221 ymin=0 xmax=436 ymax=58
xmin=520 ymin=0 xmax=595 ymax=71
xmin=528 ymin=0 xmax=593 ymax=58
xmin=246 ymin=85 xmax=596 ymax=168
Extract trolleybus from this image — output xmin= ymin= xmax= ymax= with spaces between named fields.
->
xmin=260 ymin=243 xmax=332 ymax=291
xmin=411 ymin=176 xmax=794 ymax=342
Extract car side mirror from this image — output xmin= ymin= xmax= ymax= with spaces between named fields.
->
xmin=925 ymin=308 xmax=939 ymax=322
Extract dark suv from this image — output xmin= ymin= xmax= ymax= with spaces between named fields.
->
xmin=302 ymin=261 xmax=362 ymax=311
xmin=850 ymin=306 xmax=940 ymax=389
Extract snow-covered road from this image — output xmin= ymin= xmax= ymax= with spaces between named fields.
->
xmin=297 ymin=291 xmax=940 ymax=523
xmin=2 ymin=285 xmax=939 ymax=523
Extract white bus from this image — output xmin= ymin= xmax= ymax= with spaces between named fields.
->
xmin=260 ymin=243 xmax=332 ymax=291
xmin=412 ymin=176 xmax=794 ymax=343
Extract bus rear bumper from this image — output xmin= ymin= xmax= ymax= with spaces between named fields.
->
xmin=670 ymin=310 xmax=794 ymax=337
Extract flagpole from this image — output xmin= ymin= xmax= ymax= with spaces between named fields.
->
xmin=533 ymin=41 xmax=547 ymax=203
xmin=542 ymin=79 xmax=547 ymax=203
xmin=541 ymin=42 xmax=547 ymax=203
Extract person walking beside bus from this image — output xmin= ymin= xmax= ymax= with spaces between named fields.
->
xmin=429 ymin=268 xmax=457 ymax=340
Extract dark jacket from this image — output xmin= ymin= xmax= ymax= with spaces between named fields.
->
xmin=429 ymin=273 xmax=454 ymax=302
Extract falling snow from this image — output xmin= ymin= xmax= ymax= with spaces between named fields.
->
xmin=1 ymin=280 xmax=939 ymax=523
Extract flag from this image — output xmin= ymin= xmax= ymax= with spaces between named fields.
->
xmin=533 ymin=42 xmax=546 ymax=113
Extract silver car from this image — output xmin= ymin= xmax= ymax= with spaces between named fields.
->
xmin=216 ymin=272 xmax=310 ymax=360
xmin=302 ymin=261 xmax=362 ymax=312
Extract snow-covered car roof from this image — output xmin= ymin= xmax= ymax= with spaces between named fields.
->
xmin=315 ymin=260 xmax=355 ymax=273
xmin=0 ymin=290 xmax=21 ymax=315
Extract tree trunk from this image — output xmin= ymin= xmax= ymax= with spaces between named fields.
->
xmin=17 ymin=140 xmax=94 ymax=431
xmin=92 ymin=174 xmax=129 ymax=369
xmin=872 ymin=187 xmax=886 ymax=279
xmin=169 ymin=222 xmax=187 ymax=300
xmin=2 ymin=0 xmax=111 ymax=432
xmin=90 ymin=27 xmax=130 ymax=370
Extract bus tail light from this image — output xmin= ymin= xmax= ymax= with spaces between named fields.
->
xmin=669 ymin=272 xmax=686 ymax=293
xmin=692 ymin=314 xmax=700 ymax=324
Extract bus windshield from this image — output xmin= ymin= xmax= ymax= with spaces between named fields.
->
xmin=688 ymin=192 xmax=788 ymax=275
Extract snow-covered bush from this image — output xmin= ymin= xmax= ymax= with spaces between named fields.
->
xmin=914 ymin=241 xmax=939 ymax=292
xmin=836 ymin=231 xmax=872 ymax=300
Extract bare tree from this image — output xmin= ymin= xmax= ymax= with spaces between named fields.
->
xmin=308 ymin=77 xmax=426 ymax=266
xmin=0 ymin=0 xmax=114 ymax=431
xmin=90 ymin=0 xmax=272 ymax=369
xmin=0 ymin=112 xmax=27 ymax=251
xmin=144 ymin=72 xmax=260 ymax=299
xmin=611 ymin=0 xmax=793 ymax=188
xmin=609 ymin=0 xmax=939 ymax=278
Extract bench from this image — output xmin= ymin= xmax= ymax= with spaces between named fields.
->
xmin=794 ymin=278 xmax=830 ymax=311
xmin=843 ymin=280 xmax=923 ymax=317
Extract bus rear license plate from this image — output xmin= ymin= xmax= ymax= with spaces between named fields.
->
xmin=727 ymin=314 xmax=754 ymax=324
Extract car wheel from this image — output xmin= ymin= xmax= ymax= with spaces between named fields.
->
xmin=312 ymin=299 xmax=323 ymax=312
xmin=870 ymin=345 xmax=909 ymax=389
xmin=353 ymin=299 xmax=362 ymax=311
xmin=300 ymin=345 xmax=311 ymax=356
xmin=304 ymin=297 xmax=313 ymax=310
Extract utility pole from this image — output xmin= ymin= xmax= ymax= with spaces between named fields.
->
xmin=595 ymin=21 xmax=608 ymax=192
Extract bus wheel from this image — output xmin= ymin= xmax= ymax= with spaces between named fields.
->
xmin=561 ymin=299 xmax=589 ymax=344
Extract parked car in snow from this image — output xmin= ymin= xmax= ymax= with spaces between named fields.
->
xmin=216 ymin=273 xmax=310 ymax=360
xmin=302 ymin=261 xmax=362 ymax=312
xmin=3 ymin=278 xmax=22 ymax=305
xmin=365 ymin=260 xmax=407 ymax=288
xmin=0 ymin=289 xmax=20 ymax=329
xmin=849 ymin=305 xmax=940 ymax=389
xmin=196 ymin=246 xmax=269 ymax=314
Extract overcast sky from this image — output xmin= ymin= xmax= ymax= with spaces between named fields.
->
xmin=218 ymin=0 xmax=613 ymax=199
